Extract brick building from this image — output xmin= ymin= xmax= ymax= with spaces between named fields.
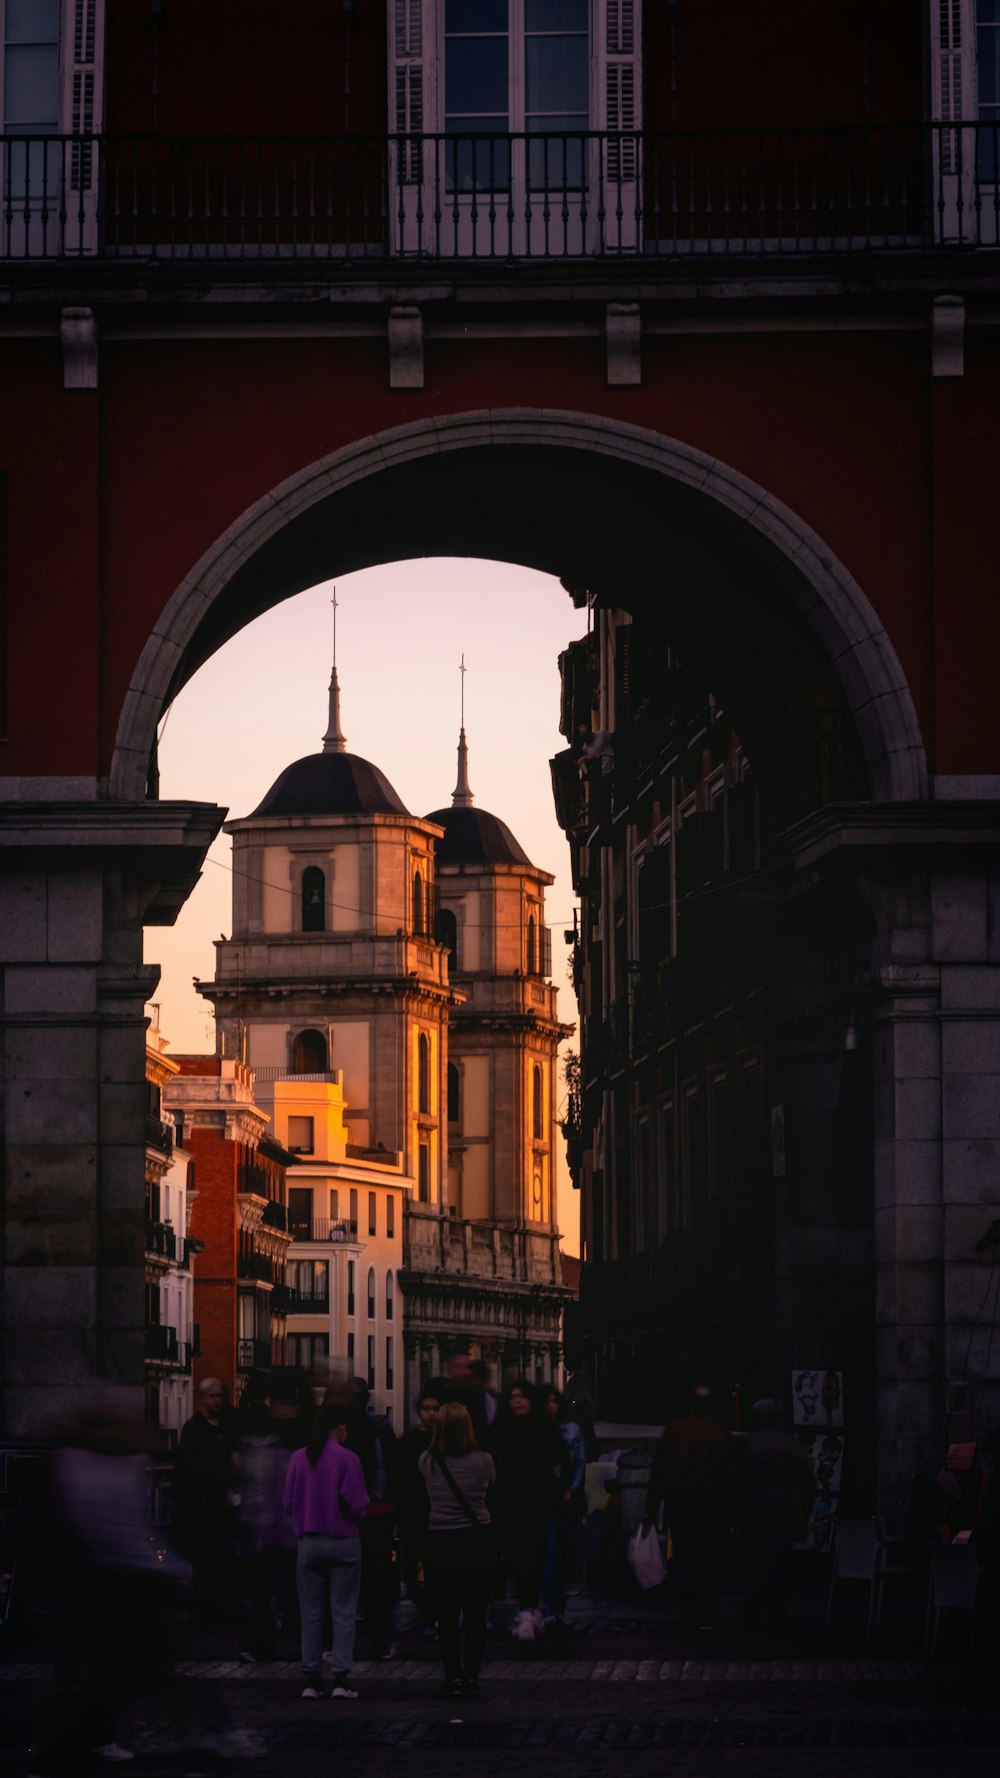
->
xmin=162 ymin=1058 xmax=294 ymax=1402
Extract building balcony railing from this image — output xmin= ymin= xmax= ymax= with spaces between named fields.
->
xmin=238 ymin=1251 xmax=277 ymax=1284
xmin=237 ymin=1337 xmax=272 ymax=1372
xmin=144 ymin=1113 xmax=174 ymax=1158
xmin=290 ymin=1217 xmax=358 ymax=1244
xmin=145 ymin=1323 xmax=179 ymax=1364
xmin=145 ymin=1219 xmax=176 ymax=1261
xmin=3 ymin=125 xmax=1000 ymax=267
xmin=260 ymin=1198 xmax=288 ymax=1232
xmin=285 ymin=1290 xmax=331 ymax=1314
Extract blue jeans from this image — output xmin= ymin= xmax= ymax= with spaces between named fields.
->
xmin=296 ymin=1533 xmax=362 ymax=1677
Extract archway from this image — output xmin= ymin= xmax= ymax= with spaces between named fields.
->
xmin=111 ymin=411 xmax=926 ymax=808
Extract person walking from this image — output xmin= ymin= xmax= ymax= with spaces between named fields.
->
xmin=283 ymin=1395 xmax=369 ymax=1699
xmin=643 ymin=1385 xmax=738 ymax=1631
xmin=541 ymin=1386 xmax=587 ymax=1627
xmin=172 ymin=1377 xmax=240 ymax=1622
xmin=237 ymin=1369 xmax=312 ymax=1662
xmin=418 ymin=1403 xmax=496 ymax=1699
xmin=396 ymin=1386 xmax=442 ymax=1627
xmin=740 ymin=1397 xmax=816 ymax=1629
xmin=492 ymin=1380 xmax=572 ymax=1642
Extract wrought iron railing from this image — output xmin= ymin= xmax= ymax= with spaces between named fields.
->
xmin=145 ymin=1323 xmax=179 ymax=1363
xmin=2 ymin=125 xmax=1000 ymax=263
xmin=237 ymin=1337 xmax=272 ymax=1372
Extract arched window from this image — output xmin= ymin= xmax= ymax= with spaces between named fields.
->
xmin=437 ymin=906 xmax=458 ymax=971
xmin=418 ymin=1032 xmax=430 ymax=1114
xmin=385 ymin=1270 xmax=394 ymax=1322
xmin=301 ymin=865 xmax=325 ymax=932
xmin=447 ymin=1062 xmax=460 ymax=1125
xmin=412 ymin=870 xmax=424 ymax=936
xmin=292 ymin=1028 xmax=328 ymax=1074
xmin=527 ymin=912 xmax=537 ymax=975
xmin=367 ymin=1267 xmax=376 ymax=1320
xmin=532 ymin=1064 xmax=543 ymax=1140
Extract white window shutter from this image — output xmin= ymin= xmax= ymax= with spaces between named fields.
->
xmin=601 ymin=0 xmax=641 ymax=182
xmin=389 ymin=0 xmax=432 ymax=183
xmin=928 ymin=0 xmax=977 ymax=239
xmin=62 ymin=0 xmax=106 ymax=185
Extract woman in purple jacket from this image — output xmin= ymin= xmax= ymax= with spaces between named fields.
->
xmin=284 ymin=1397 xmax=369 ymax=1698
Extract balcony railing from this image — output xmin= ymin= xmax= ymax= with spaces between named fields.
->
xmin=145 ymin=1219 xmax=176 ymax=1261
xmin=261 ymin=1199 xmax=288 ymax=1232
xmin=3 ymin=125 xmax=1000 ymax=264
xmin=145 ymin=1323 xmax=179 ymax=1364
xmin=237 ymin=1337 xmax=272 ymax=1372
xmin=285 ymin=1290 xmax=331 ymax=1314
xmin=144 ymin=1113 xmax=173 ymax=1157
xmin=238 ymin=1251 xmax=276 ymax=1284
xmin=290 ymin=1217 xmax=358 ymax=1243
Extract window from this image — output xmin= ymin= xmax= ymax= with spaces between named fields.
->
xmin=532 ymin=1064 xmax=543 ymax=1140
xmin=437 ymin=906 xmax=458 ymax=971
xmin=349 ymin=1187 xmax=358 ymax=1232
xmin=288 ymin=1259 xmax=329 ymax=1307
xmin=367 ymin=1267 xmax=376 ymax=1319
xmin=386 ymin=1194 xmax=395 ymax=1238
xmin=367 ymin=1334 xmax=376 ymax=1389
xmin=301 ymin=865 xmax=325 ymax=931
xmin=444 ymin=0 xmax=588 ymax=191
xmin=526 ymin=911 xmax=537 ymax=974
xmin=329 ymin=1186 xmax=339 ymax=1220
xmin=347 ymin=1330 xmax=355 ymax=1361
xmin=447 ymin=1062 xmax=460 ymax=1124
xmin=386 ymin=1336 xmax=394 ymax=1391
xmin=292 ymin=1028 xmax=328 ymax=1074
xmin=525 ymin=0 xmax=589 ymax=189
xmin=412 ymin=869 xmax=424 ymax=935
xmin=3 ymin=0 xmax=60 ymax=198
xmin=368 ymin=1192 xmax=377 ymax=1237
xmin=418 ymin=1141 xmax=430 ymax=1201
xmin=385 ymin=1270 xmax=394 ymax=1321
xmin=347 ymin=1259 xmax=355 ymax=1317
xmin=418 ymin=1032 xmax=430 ymax=1114
xmin=287 ymin=1115 xmax=314 ymax=1155
xmin=288 ymin=1187 xmax=313 ymax=1241
xmin=979 ymin=0 xmax=1000 ymax=177
xmin=445 ymin=0 xmax=510 ymax=190
xmin=287 ymin=1332 xmax=329 ymax=1370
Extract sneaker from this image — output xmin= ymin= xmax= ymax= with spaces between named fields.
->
xmin=513 ymin=1610 xmax=535 ymax=1642
xmin=300 ymin=1682 xmax=323 ymax=1700
xmin=330 ymin=1681 xmax=359 ymax=1699
xmin=93 ymin=1748 xmax=135 ymax=1764
xmin=374 ymin=1642 xmax=397 ymax=1661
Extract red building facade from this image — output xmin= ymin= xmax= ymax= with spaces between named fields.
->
xmin=1 ymin=3 xmax=998 ymax=1519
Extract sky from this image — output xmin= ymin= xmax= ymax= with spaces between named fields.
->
xmin=145 ymin=557 xmax=587 ymax=1252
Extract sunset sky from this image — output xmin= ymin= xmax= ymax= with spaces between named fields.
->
xmin=145 ymin=557 xmax=587 ymax=1252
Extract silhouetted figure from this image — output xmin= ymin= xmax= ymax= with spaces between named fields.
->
xmin=740 ymin=1397 xmax=815 ymax=1629
xmin=419 ymin=1402 xmax=496 ymax=1699
xmin=396 ymin=1386 xmax=442 ymax=1624
xmin=237 ymin=1368 xmax=312 ymax=1660
xmin=491 ymin=1379 xmax=572 ymax=1641
xmin=644 ymin=1385 xmax=737 ymax=1630
xmin=173 ymin=1376 xmax=240 ymax=1621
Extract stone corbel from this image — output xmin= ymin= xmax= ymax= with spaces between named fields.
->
xmin=388 ymin=305 xmax=424 ymax=389
xmin=931 ymin=294 xmax=964 ymax=378
xmin=606 ymin=302 xmax=641 ymax=385
xmin=61 ymin=307 xmax=98 ymax=389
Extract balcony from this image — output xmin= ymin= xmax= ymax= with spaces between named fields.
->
xmin=260 ymin=1199 xmax=288 ymax=1232
xmin=145 ymin=1324 xmax=179 ymax=1364
xmin=237 ymin=1337 xmax=272 ymax=1372
xmin=145 ymin=1220 xmax=176 ymax=1262
xmin=238 ymin=1251 xmax=276 ymax=1284
xmin=3 ymin=125 xmax=999 ymax=269
xmin=285 ymin=1290 xmax=331 ymax=1315
xmin=144 ymin=1113 xmax=173 ymax=1158
xmin=290 ymin=1217 xmax=358 ymax=1244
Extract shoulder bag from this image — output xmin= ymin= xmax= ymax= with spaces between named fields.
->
xmin=434 ymin=1455 xmax=507 ymax=1600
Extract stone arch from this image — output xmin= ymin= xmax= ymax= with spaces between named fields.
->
xmin=110 ymin=410 xmax=927 ymax=804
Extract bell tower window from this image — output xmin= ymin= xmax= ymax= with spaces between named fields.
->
xmin=532 ymin=1063 xmax=543 ymax=1140
xmin=301 ymin=865 xmax=325 ymax=932
xmin=413 ymin=869 xmax=425 ymax=935
xmin=418 ymin=1032 xmax=431 ymax=1114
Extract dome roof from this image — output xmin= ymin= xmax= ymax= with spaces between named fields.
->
xmin=424 ymin=804 xmax=533 ymax=868
xmin=251 ymin=752 xmax=411 ymax=819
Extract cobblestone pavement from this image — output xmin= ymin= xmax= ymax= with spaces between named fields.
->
xmin=2 ymin=1599 xmax=995 ymax=1778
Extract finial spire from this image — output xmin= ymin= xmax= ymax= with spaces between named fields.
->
xmin=322 ymin=589 xmax=347 ymax=754
xmin=452 ymin=653 xmax=474 ymax=807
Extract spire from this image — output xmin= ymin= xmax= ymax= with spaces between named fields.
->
xmin=322 ymin=589 xmax=347 ymax=754
xmin=452 ymin=653 xmax=474 ymax=807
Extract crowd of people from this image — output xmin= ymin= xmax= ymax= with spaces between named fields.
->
xmin=23 ymin=1363 xmax=999 ymax=1768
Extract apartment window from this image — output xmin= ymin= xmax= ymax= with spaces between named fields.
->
xmin=347 ymin=1259 xmax=355 ymax=1317
xmin=286 ymin=1332 xmax=329 ymax=1370
xmin=386 ymin=1336 xmax=394 ymax=1390
xmin=444 ymin=0 xmax=589 ymax=191
xmin=418 ymin=1032 xmax=430 ymax=1113
xmin=447 ymin=1062 xmax=460 ymax=1124
xmin=532 ymin=1064 xmax=543 ymax=1140
xmin=979 ymin=2 xmax=1000 ymax=177
xmin=329 ymin=1187 xmax=339 ymax=1220
xmin=288 ymin=1259 xmax=329 ymax=1306
xmin=287 ymin=1115 xmax=314 ymax=1155
xmin=292 ymin=1028 xmax=327 ymax=1073
xmin=301 ymin=865 xmax=325 ymax=932
xmin=349 ymin=1187 xmax=358 ymax=1232
xmin=368 ymin=1191 xmax=377 ymax=1237
xmin=367 ymin=1334 xmax=376 ymax=1390
xmin=418 ymin=1141 xmax=430 ymax=1202
xmin=3 ymin=0 xmax=60 ymax=199
xmin=367 ymin=1267 xmax=376 ymax=1319
xmin=386 ymin=1194 xmax=395 ymax=1239
xmin=288 ymin=1187 xmax=313 ymax=1242
xmin=347 ymin=1330 xmax=355 ymax=1361
xmin=385 ymin=1270 xmax=394 ymax=1321
xmin=445 ymin=0 xmax=510 ymax=190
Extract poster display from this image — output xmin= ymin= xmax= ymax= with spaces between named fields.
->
xmin=793 ymin=1370 xmax=846 ymax=1548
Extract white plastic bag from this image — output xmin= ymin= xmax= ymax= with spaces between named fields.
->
xmin=628 ymin=1523 xmax=665 ymax=1589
